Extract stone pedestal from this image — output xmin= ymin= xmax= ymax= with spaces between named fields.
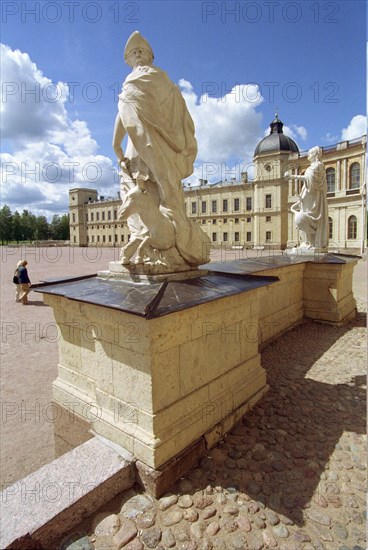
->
xmin=37 ymin=253 xmax=358 ymax=487
xmin=303 ymin=260 xmax=357 ymax=323
xmin=43 ymin=275 xmax=271 ymax=470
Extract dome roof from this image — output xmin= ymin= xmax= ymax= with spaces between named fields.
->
xmin=254 ymin=114 xmax=299 ymax=156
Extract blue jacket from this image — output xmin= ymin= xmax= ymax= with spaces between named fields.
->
xmin=18 ymin=266 xmax=31 ymax=284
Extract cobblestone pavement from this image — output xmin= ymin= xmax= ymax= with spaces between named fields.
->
xmin=59 ymin=298 xmax=367 ymax=550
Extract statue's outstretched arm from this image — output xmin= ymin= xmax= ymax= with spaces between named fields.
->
xmin=290 ymin=174 xmax=306 ymax=181
xmin=112 ymin=113 xmax=127 ymax=163
xmin=284 ymin=171 xmax=306 ymax=181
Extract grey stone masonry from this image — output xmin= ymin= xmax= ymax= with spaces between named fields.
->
xmin=0 ymin=437 xmax=135 ymax=549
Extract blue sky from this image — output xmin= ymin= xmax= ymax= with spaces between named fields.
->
xmin=1 ymin=0 xmax=366 ymax=218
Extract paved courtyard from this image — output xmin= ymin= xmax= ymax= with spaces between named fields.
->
xmin=0 ymin=246 xmax=366 ymax=549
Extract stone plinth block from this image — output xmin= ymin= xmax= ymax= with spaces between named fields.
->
xmin=40 ymin=273 xmax=275 ymax=470
xmin=303 ymin=260 xmax=357 ymax=323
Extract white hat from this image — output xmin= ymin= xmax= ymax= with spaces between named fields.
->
xmin=124 ymin=31 xmax=154 ymax=61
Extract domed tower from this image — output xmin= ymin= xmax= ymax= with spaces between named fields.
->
xmin=253 ymin=114 xmax=299 ymax=248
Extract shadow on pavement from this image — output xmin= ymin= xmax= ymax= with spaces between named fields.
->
xmin=182 ymin=311 xmax=366 ymax=526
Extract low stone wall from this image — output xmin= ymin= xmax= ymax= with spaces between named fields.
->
xmin=257 ymin=262 xmax=305 ymax=344
xmin=45 ymin=257 xmax=357 ymax=476
xmin=32 ymin=240 xmax=68 ymax=247
xmin=254 ymin=259 xmax=357 ymax=344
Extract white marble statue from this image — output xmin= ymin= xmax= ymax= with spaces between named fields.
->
xmin=285 ymin=146 xmax=329 ymax=250
xmin=113 ymin=31 xmax=210 ymax=271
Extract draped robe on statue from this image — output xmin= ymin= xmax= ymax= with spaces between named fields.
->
xmin=299 ymin=160 xmax=329 ymax=249
xmin=118 ymin=64 xmax=210 ymax=266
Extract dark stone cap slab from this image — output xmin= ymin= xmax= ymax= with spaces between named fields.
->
xmin=34 ymin=272 xmax=278 ymax=319
xmin=34 ymin=253 xmax=359 ymax=319
xmin=201 ymin=252 xmax=360 ymax=275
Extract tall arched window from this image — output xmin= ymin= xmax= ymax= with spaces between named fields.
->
xmin=326 ymin=168 xmax=335 ymax=193
xmin=349 ymin=163 xmax=360 ymax=189
xmin=348 ymin=215 xmax=357 ymax=239
xmin=328 ymin=217 xmax=333 ymax=239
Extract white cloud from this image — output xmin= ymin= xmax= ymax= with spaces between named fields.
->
xmin=0 ymin=44 xmax=116 ymax=218
xmin=0 ymin=44 xmax=69 ymax=145
xmin=341 ymin=115 xmax=367 ymax=141
xmin=322 ymin=132 xmax=340 ymax=144
xmin=179 ymin=79 xmax=263 ymax=183
xmin=289 ymin=125 xmax=307 ymax=141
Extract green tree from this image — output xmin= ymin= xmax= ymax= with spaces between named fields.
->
xmin=59 ymin=214 xmax=70 ymax=240
xmin=35 ymin=216 xmax=50 ymax=240
xmin=20 ymin=210 xmax=37 ymax=241
xmin=0 ymin=205 xmax=13 ymax=244
xmin=50 ymin=214 xmax=61 ymax=239
xmin=12 ymin=211 xmax=23 ymax=243
xmin=50 ymin=214 xmax=70 ymax=240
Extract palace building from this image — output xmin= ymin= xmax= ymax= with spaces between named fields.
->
xmin=69 ymin=116 xmax=366 ymax=252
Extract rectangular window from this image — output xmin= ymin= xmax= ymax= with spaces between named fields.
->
xmin=103 ymin=235 xmax=106 ymax=243
xmin=202 ymin=201 xmax=207 ymax=214
xmin=202 ymin=219 xmax=206 ymax=224
xmin=191 ymin=202 xmax=197 ymax=214
xmin=91 ymin=235 xmax=95 ymax=243
xmin=223 ymin=232 xmax=228 ymax=242
xmin=223 ymin=218 xmax=228 ymax=224
xmin=212 ymin=219 xmax=217 ymax=224
xmin=266 ymin=231 xmax=272 ymax=242
xmin=223 ymin=199 xmax=228 ymax=212
xmin=108 ymin=235 xmax=112 ymax=242
xmin=108 ymin=211 xmax=111 ymax=220
xmin=115 ymin=234 xmax=118 ymax=242
xmin=266 ymin=216 xmax=271 ymax=222
xmin=234 ymin=198 xmax=240 ymax=211
xmin=234 ymin=232 xmax=240 ymax=242
xmin=212 ymin=232 xmax=217 ymax=242
xmin=234 ymin=218 xmax=239 ymax=224
xmin=86 ymin=212 xmax=88 ymax=222
xmin=246 ymin=197 xmax=252 ymax=211
xmin=102 ymin=211 xmax=105 ymax=221
xmin=97 ymin=235 xmax=100 ymax=242
xmin=114 ymin=209 xmax=117 ymax=220
xmin=91 ymin=212 xmax=94 ymax=222
xmin=72 ymin=213 xmax=76 ymax=223
xmin=247 ymin=232 xmax=251 ymax=242
xmin=96 ymin=212 xmax=100 ymax=221
xmin=265 ymin=195 xmax=272 ymax=208
xmin=247 ymin=217 xmax=251 ymax=223
xmin=212 ymin=200 xmax=217 ymax=213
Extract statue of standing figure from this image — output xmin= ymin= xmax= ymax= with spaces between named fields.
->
xmin=285 ymin=146 xmax=329 ymax=250
xmin=112 ymin=31 xmax=210 ymax=271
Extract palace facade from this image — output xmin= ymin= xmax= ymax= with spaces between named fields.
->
xmin=69 ymin=116 xmax=366 ymax=252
